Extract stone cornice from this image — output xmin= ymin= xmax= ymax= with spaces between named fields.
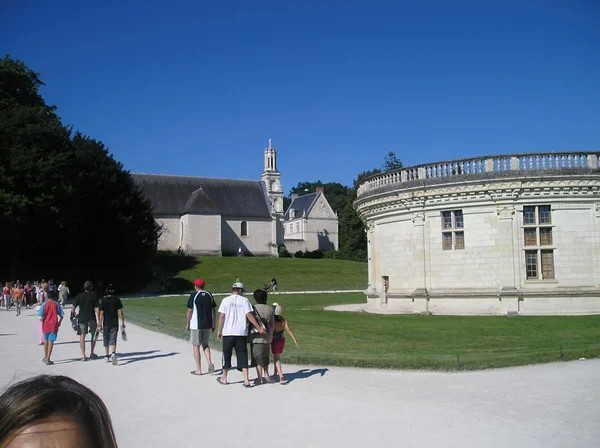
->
xmin=355 ymin=174 xmax=600 ymax=220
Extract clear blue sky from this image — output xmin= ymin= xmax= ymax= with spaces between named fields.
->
xmin=2 ymin=0 xmax=599 ymax=193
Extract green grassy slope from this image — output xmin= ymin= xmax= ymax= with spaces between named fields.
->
xmin=156 ymin=254 xmax=368 ymax=293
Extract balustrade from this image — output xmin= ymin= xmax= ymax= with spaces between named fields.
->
xmin=356 ymin=152 xmax=600 ymax=197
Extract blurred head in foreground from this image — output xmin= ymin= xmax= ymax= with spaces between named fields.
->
xmin=0 ymin=375 xmax=118 ymax=448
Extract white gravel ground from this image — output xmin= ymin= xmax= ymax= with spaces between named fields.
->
xmin=1 ymin=308 xmax=598 ymax=447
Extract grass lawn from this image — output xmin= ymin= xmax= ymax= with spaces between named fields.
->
xmin=156 ymin=253 xmax=368 ymax=293
xmin=124 ymin=292 xmax=600 ymax=371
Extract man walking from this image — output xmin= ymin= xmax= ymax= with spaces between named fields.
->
xmin=217 ymin=282 xmax=265 ymax=387
xmin=73 ymin=280 xmax=100 ymax=361
xmin=186 ymin=278 xmax=217 ymax=375
xmin=98 ymin=284 xmax=125 ymax=365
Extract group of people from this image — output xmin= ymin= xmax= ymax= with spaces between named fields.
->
xmin=1 ymin=279 xmax=70 ymax=316
xmin=35 ymin=280 xmax=126 ymax=366
xmin=186 ymin=278 xmax=298 ymax=387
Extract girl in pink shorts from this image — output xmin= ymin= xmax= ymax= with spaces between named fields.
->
xmin=270 ymin=303 xmax=298 ymax=385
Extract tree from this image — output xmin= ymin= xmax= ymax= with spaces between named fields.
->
xmin=382 ymin=151 xmax=403 ymax=171
xmin=0 ymin=55 xmax=159 ymax=290
xmin=338 ymin=168 xmax=382 ymax=261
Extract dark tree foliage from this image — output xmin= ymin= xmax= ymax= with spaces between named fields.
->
xmin=0 ymin=55 xmax=159 ymax=292
xmin=338 ymin=169 xmax=382 ymax=261
xmin=382 ymin=151 xmax=403 ymax=171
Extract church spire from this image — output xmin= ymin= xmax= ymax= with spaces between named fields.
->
xmin=264 ymin=138 xmax=277 ymax=172
xmin=261 ymin=138 xmax=283 ymax=215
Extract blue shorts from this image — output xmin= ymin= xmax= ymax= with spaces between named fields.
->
xmin=43 ymin=333 xmax=57 ymax=341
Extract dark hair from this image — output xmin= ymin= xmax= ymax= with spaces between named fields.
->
xmin=84 ymin=281 xmax=94 ymax=292
xmin=253 ymin=289 xmax=268 ymax=304
xmin=0 ymin=375 xmax=118 ymax=447
xmin=105 ymin=284 xmax=115 ymax=294
xmin=47 ymin=290 xmax=58 ymax=301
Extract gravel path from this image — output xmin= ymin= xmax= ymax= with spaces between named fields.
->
xmin=1 ymin=308 xmax=598 ymax=447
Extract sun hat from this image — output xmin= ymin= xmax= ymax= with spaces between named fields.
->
xmin=232 ymin=282 xmax=244 ymax=290
xmin=193 ymin=279 xmax=205 ymax=287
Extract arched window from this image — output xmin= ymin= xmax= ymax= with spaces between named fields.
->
xmin=241 ymin=221 xmax=248 ymax=236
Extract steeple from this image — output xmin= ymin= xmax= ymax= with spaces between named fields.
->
xmin=264 ymin=137 xmax=277 ymax=172
xmin=261 ymin=138 xmax=283 ymax=215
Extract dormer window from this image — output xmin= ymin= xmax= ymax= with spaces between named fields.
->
xmin=290 ymin=208 xmax=295 ymax=219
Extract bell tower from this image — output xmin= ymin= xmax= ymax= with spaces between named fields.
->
xmin=261 ymin=138 xmax=283 ymax=215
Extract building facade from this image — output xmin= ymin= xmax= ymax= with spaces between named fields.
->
xmin=354 ymin=152 xmax=600 ymax=315
xmin=133 ymin=139 xmax=339 ymax=257
xmin=132 ymin=140 xmax=285 ymax=257
xmin=283 ymin=187 xmax=339 ymax=253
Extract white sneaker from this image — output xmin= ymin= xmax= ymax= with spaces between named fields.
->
xmin=105 ymin=356 xmax=111 ymax=363
xmin=111 ymin=353 xmax=117 ymax=366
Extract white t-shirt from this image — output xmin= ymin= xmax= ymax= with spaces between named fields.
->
xmin=218 ymin=294 xmax=253 ymax=336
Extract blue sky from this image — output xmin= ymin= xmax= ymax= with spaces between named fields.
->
xmin=2 ymin=0 xmax=599 ymax=193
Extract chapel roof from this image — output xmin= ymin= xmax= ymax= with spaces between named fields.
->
xmin=284 ymin=192 xmax=318 ymax=220
xmin=132 ymin=174 xmax=272 ymax=218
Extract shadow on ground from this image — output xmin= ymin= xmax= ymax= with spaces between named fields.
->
xmin=54 ymin=350 xmax=179 ymax=365
xmin=118 ymin=351 xmax=179 ymax=365
xmin=285 ymin=368 xmax=329 ymax=383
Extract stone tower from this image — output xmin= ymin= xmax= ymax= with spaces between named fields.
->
xmin=262 ymin=138 xmax=284 ymax=215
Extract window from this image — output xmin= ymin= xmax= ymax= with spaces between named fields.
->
xmin=523 ymin=205 xmax=554 ymax=279
xmin=241 ymin=221 xmax=248 ymax=236
xmin=295 ymin=222 xmax=299 ymax=233
xmin=382 ymin=276 xmax=389 ymax=293
xmin=441 ymin=210 xmax=464 ymax=250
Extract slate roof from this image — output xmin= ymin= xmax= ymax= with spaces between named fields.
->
xmin=132 ymin=174 xmax=272 ymax=218
xmin=284 ymin=193 xmax=318 ymax=220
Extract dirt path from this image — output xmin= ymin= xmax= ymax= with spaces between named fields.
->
xmin=1 ymin=308 xmax=598 ymax=447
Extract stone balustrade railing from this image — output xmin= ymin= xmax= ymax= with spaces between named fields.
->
xmin=356 ymin=152 xmax=600 ymax=198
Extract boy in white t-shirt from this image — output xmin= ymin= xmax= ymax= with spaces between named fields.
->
xmin=217 ymin=282 xmax=265 ymax=387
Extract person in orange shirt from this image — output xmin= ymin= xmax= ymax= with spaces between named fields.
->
xmin=13 ymin=284 xmax=25 ymax=316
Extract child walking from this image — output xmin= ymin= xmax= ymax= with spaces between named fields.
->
xmin=38 ymin=289 xmax=64 ymax=365
xmin=270 ymin=303 xmax=299 ymax=385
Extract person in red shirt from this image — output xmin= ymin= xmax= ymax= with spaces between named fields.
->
xmin=38 ymin=290 xmax=64 ymax=365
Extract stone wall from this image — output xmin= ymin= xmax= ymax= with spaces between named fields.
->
xmin=222 ymin=217 xmax=275 ymax=256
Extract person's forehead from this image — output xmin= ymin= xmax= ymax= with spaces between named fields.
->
xmin=3 ymin=418 xmax=86 ymax=448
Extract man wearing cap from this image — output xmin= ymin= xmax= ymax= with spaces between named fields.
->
xmin=186 ymin=279 xmax=217 ymax=375
xmin=217 ymin=282 xmax=266 ymax=387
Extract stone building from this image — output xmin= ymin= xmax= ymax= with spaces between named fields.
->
xmin=283 ymin=187 xmax=339 ymax=253
xmin=133 ymin=139 xmax=339 ymax=256
xmin=354 ymin=152 xmax=600 ymax=315
xmin=132 ymin=139 xmax=284 ymax=256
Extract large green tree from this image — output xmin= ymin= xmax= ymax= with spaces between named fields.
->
xmin=0 ymin=55 xmax=159 ymax=291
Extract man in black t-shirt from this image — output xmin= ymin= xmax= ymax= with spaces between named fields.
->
xmin=98 ymin=284 xmax=125 ymax=366
xmin=185 ymin=279 xmax=216 ymax=375
xmin=73 ymin=280 xmax=100 ymax=361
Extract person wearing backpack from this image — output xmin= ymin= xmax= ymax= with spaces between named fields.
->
xmin=249 ymin=289 xmax=275 ymax=385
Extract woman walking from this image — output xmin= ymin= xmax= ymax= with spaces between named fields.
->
xmin=270 ymin=303 xmax=299 ymax=385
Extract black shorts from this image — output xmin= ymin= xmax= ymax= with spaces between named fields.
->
xmin=222 ymin=336 xmax=248 ymax=370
